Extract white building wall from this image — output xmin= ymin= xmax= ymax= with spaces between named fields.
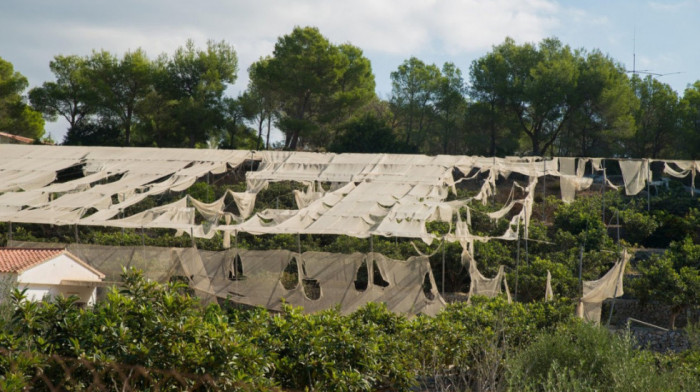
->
xmin=17 ymin=254 xmax=102 ymax=285
xmin=5 ymin=254 xmax=103 ymax=306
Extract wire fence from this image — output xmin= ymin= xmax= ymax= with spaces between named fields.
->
xmin=0 ymin=347 xmax=258 ymax=391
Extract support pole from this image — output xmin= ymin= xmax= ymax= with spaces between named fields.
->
xmin=525 ymin=235 xmax=529 ymax=266
xmin=647 ymin=159 xmax=651 ymax=213
xmin=616 ymin=210 xmax=621 ymax=246
xmin=515 ymin=227 xmax=521 ymax=301
xmin=441 ymin=239 xmax=446 ymax=296
xmin=601 ymin=160 xmax=606 ymax=223
xmin=524 ymin=206 xmax=529 ymax=265
xmin=296 ymin=233 xmax=302 ymax=255
xmin=542 ymin=159 xmax=547 ymax=221
xmin=606 ymin=253 xmax=625 ymax=326
xmin=692 ymin=166 xmax=695 ymax=197
xmin=578 ymin=245 xmax=584 ymax=295
xmin=141 ymin=226 xmax=146 ymax=262
xmin=74 ymin=224 xmax=79 ymax=243
xmin=8 ymin=221 xmax=12 ymax=243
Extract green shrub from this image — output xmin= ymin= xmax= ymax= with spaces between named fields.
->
xmin=506 ymin=320 xmax=699 ymax=392
xmin=618 ymin=208 xmax=658 ymax=245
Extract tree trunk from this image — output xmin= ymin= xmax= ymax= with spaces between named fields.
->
xmin=489 ymin=102 xmax=496 ymax=156
xmin=257 ymin=116 xmax=264 ymax=150
xmin=289 ymin=130 xmax=300 ymax=150
xmin=531 ymin=132 xmax=541 ymax=156
xmin=670 ymin=310 xmax=679 ymax=330
xmin=265 ymin=114 xmax=271 ymax=150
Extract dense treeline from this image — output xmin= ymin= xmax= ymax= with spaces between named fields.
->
xmin=1 ymin=26 xmax=698 ymax=157
xmin=1 ymin=270 xmax=698 ymax=391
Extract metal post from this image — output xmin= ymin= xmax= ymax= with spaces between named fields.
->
xmin=525 ymin=236 xmax=529 ymax=265
xmin=607 ymin=256 xmax=625 ymax=326
xmin=616 ymin=210 xmax=621 ymax=246
xmin=74 ymin=224 xmax=79 ymax=243
xmin=601 ymin=160 xmax=606 ymax=223
xmin=441 ymin=239 xmax=446 ymax=295
xmin=492 ymin=156 xmax=497 ymax=206
xmin=141 ymin=226 xmax=146 ymax=262
xmin=296 ymin=233 xmax=302 ymax=255
xmin=578 ymin=245 xmax=584 ymax=295
xmin=542 ymin=158 xmax=547 ymax=221
xmin=524 ymin=206 xmax=529 ymax=265
xmin=692 ymin=169 xmax=695 ymax=197
xmin=515 ymin=228 xmax=521 ymax=301
xmin=8 ymin=221 xmax=12 ymax=243
xmin=647 ymin=159 xmax=651 ymax=213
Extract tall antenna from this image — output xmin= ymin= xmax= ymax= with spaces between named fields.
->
xmin=627 ymin=26 xmax=682 ymax=78
xmin=632 ymin=26 xmax=636 ymax=75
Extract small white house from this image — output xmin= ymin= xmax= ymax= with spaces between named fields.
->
xmin=0 ymin=248 xmax=105 ymax=306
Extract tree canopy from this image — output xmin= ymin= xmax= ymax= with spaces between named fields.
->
xmin=248 ymin=26 xmax=376 ymax=150
xmin=470 ymin=37 xmax=637 ymax=156
xmin=30 ymin=40 xmax=246 ymax=148
xmin=11 ymin=27 xmax=700 ymax=158
xmin=0 ymin=57 xmax=44 ymax=139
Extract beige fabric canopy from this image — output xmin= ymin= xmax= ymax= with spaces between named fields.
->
xmin=576 ymin=250 xmax=629 ymax=324
xmin=1 ymin=145 xmax=696 ymax=245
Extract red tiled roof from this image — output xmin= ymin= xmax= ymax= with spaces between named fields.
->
xmin=0 ymin=131 xmax=35 ymax=144
xmin=0 ymin=248 xmax=66 ymax=273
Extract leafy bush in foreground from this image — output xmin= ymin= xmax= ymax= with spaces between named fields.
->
xmin=507 ymin=320 xmax=700 ymax=392
xmin=1 ymin=269 xmax=697 ymax=391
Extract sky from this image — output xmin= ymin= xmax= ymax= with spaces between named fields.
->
xmin=2 ymin=0 xmax=699 ymax=143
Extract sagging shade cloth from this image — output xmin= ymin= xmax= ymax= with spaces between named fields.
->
xmin=619 ymin=160 xmax=650 ymax=196
xmin=545 ymin=270 xmax=554 ymax=301
xmin=247 ymin=151 xmax=457 ymax=187
xmin=8 ymin=241 xmax=444 ymax=316
xmin=234 ymin=181 xmax=452 ymax=243
xmin=576 ymin=250 xmax=629 ymax=324
xmin=467 ymin=254 xmax=511 ymax=303
xmin=0 ymin=145 xmax=252 ymax=225
xmin=201 ymin=250 xmax=445 ymax=316
xmin=2 ymin=145 xmax=696 ymax=243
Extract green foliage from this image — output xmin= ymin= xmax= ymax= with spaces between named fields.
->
xmin=513 ymin=257 xmax=579 ymax=302
xmin=0 ymin=57 xmax=45 ymax=139
xmin=330 ymin=113 xmax=404 ymax=153
xmin=507 ymin=320 xmax=699 ymax=392
xmin=2 ymin=269 xmax=696 ymax=391
xmin=470 ymin=37 xmax=636 ymax=156
xmin=629 ymin=75 xmax=682 ymax=158
xmin=1 ymin=269 xmax=274 ymax=390
xmin=632 ymin=237 xmax=700 ymax=329
xmin=250 ymin=26 xmax=375 ymax=150
xmin=618 ymin=207 xmax=659 ymax=245
xmin=553 ymin=196 xmax=610 ymax=251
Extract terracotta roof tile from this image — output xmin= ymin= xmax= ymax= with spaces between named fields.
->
xmin=0 ymin=248 xmax=66 ymax=273
xmin=0 ymin=131 xmax=35 ymax=144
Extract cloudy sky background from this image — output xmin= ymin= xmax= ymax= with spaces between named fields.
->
xmin=2 ymin=0 xmax=699 ymax=142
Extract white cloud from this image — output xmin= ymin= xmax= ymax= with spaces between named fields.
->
xmin=648 ymin=1 xmax=691 ymax=11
